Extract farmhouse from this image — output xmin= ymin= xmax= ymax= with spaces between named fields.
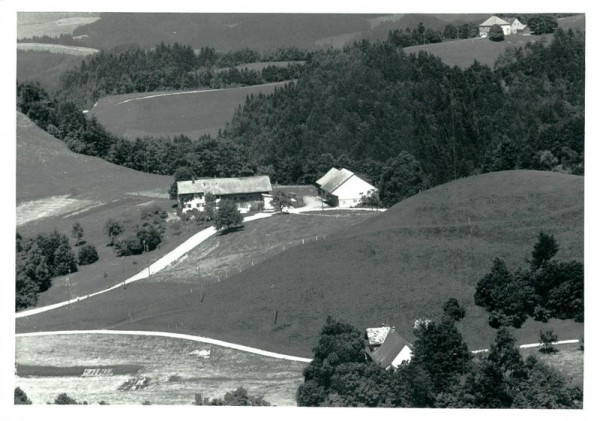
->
xmin=177 ymin=175 xmax=273 ymax=214
xmin=365 ymin=326 xmax=413 ymax=370
xmin=478 ymin=16 xmax=511 ymax=37
xmin=506 ymin=17 xmax=528 ymax=34
xmin=315 ymin=167 xmax=377 ymax=208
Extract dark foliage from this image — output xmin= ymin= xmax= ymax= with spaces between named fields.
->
xmin=488 ymin=24 xmax=505 ymax=42
xmin=194 ymin=387 xmax=270 ymax=406
xmin=14 ymin=387 xmax=32 ymax=405
xmin=475 ymin=233 xmax=583 ymax=327
xmin=78 ymin=244 xmax=99 ymax=265
xmin=214 ymin=200 xmax=243 ymax=231
xmin=442 ymin=298 xmax=466 ymax=321
xmin=54 ymin=393 xmax=79 ymax=405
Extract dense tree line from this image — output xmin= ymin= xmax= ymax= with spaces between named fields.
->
xmin=16 ymin=231 xmax=78 ymax=310
xmin=297 ymin=313 xmax=582 ymax=408
xmin=55 ymin=43 xmax=307 ymax=107
xmin=475 ymin=232 xmax=583 ymax=328
xmin=18 ymin=27 xmax=583 ymax=208
xmin=388 ymin=21 xmax=479 ymax=48
xmin=18 ymin=33 xmax=89 ymax=47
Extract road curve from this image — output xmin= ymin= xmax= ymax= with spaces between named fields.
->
xmin=16 ymin=330 xmax=312 ymax=363
xmin=15 ymin=212 xmax=273 ymax=319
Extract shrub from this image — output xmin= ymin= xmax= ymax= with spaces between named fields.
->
xmin=488 ymin=25 xmax=505 ymax=41
xmin=114 ymin=236 xmax=144 ymax=256
xmin=214 ymin=200 xmax=243 ymax=231
xmin=14 ymin=387 xmax=32 ymax=404
xmin=78 ymin=244 xmax=99 ymax=265
xmin=54 ymin=393 xmax=78 ymax=405
xmin=443 ymin=298 xmax=466 ymax=321
xmin=539 ymin=330 xmax=558 ymax=354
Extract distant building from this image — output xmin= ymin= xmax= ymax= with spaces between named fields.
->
xmin=478 ymin=16 xmax=511 ymax=37
xmin=315 ymin=167 xmax=377 ymax=208
xmin=365 ymin=326 xmax=413 ymax=370
xmin=506 ymin=17 xmax=527 ymax=34
xmin=177 ymin=175 xmax=273 ymax=214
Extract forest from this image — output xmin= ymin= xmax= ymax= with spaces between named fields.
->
xmin=17 ymin=26 xmax=584 ymax=204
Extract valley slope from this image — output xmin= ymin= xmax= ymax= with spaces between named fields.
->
xmin=16 ymin=170 xmax=584 ymax=356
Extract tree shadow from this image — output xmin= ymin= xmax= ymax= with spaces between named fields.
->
xmin=218 ymin=225 xmax=245 ymax=236
xmin=539 ymin=347 xmax=559 ymax=354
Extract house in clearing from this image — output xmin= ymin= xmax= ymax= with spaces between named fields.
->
xmin=506 ymin=17 xmax=528 ymax=34
xmin=478 ymin=16 xmax=511 ymax=37
xmin=315 ymin=167 xmax=377 ymax=208
xmin=177 ymin=175 xmax=273 ymax=214
xmin=365 ymin=326 xmax=413 ymax=370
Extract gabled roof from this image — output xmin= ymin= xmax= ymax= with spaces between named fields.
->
xmin=479 ymin=16 xmax=510 ymax=27
xmin=320 ymin=168 xmax=355 ymax=194
xmin=368 ymin=330 xmax=413 ymax=369
xmin=316 ymin=167 xmax=340 ymax=187
xmin=366 ymin=326 xmax=391 ymax=346
xmin=177 ymin=176 xmax=272 ymax=196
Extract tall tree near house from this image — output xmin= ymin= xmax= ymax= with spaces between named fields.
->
xmin=71 ymin=222 xmax=84 ymax=246
xmin=104 ymin=218 xmax=124 ymax=246
xmin=539 ymin=330 xmax=558 ymax=354
xmin=271 ymin=191 xmax=294 ymax=213
xmin=214 ymin=200 xmax=243 ymax=232
xmin=530 ymin=232 xmax=558 ymax=270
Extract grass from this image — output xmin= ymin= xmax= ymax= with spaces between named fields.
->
xmin=17 ymin=43 xmax=99 ymax=56
xmin=17 ymin=12 xmax=101 ymax=39
xmin=15 ymin=334 xmax=305 ymax=405
xmin=235 ymin=61 xmax=305 ymax=71
xmin=17 ymin=170 xmax=583 ymax=361
xmin=16 ymin=112 xmax=189 ymax=308
xmin=149 ymin=212 xmax=377 ymax=286
xmin=89 ymin=82 xmax=288 ymax=140
xmin=17 ymin=51 xmax=84 ymax=92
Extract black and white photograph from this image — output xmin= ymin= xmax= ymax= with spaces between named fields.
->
xmin=1 ymin=0 xmax=596 ymax=418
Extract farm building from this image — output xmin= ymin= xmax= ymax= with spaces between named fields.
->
xmin=365 ymin=326 xmax=413 ymax=370
xmin=478 ymin=16 xmax=511 ymax=37
xmin=315 ymin=167 xmax=377 ymax=208
xmin=506 ymin=17 xmax=528 ymax=34
xmin=177 ymin=175 xmax=273 ymax=214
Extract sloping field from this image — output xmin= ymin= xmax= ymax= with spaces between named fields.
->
xmin=89 ymin=82 xmax=287 ymax=140
xmin=17 ymin=43 xmax=99 ymax=56
xmin=17 ymin=112 xmax=169 ymax=203
xmin=16 ymin=171 xmax=584 ymax=357
xmin=17 ymin=12 xmax=101 ymax=39
xmin=404 ymin=34 xmax=552 ymax=69
xmin=403 ymin=15 xmax=584 ymax=69
xmin=16 ymin=333 xmax=304 ymax=405
xmin=17 ymin=51 xmax=84 ymax=92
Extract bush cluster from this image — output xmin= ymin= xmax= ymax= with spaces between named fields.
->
xmin=105 ymin=205 xmax=167 ymax=256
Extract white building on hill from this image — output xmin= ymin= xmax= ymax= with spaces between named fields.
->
xmin=478 ymin=16 xmax=511 ymax=37
xmin=315 ymin=167 xmax=377 ymax=208
xmin=177 ymin=175 xmax=273 ymax=214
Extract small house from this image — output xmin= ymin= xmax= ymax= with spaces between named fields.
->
xmin=365 ymin=326 xmax=413 ymax=370
xmin=478 ymin=16 xmax=511 ymax=37
xmin=177 ymin=175 xmax=272 ymax=214
xmin=315 ymin=167 xmax=377 ymax=208
xmin=506 ymin=17 xmax=527 ymax=34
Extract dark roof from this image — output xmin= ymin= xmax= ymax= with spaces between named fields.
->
xmin=368 ymin=330 xmax=412 ymax=369
xmin=177 ymin=176 xmax=272 ymax=196
xmin=320 ymin=168 xmax=354 ymax=194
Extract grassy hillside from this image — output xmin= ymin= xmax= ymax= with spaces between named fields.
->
xmin=17 ymin=112 xmax=169 ymax=203
xmin=17 ymin=12 xmax=101 ymax=39
xmin=17 ymin=51 xmax=84 ymax=92
xmin=88 ymin=82 xmax=287 ymax=140
xmin=16 ymin=171 xmax=583 ymax=357
xmin=17 ymin=43 xmax=99 ymax=56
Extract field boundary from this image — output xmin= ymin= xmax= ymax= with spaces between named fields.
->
xmin=16 ymin=330 xmax=312 ymax=363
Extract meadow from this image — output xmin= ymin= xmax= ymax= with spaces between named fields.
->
xmin=17 ymin=12 xmax=101 ymax=39
xmin=17 ymin=43 xmax=99 ymax=56
xmin=89 ymin=82 xmax=288 ymax=140
xmin=16 ymin=170 xmax=583 ymax=360
xmin=15 ymin=333 xmax=305 ymax=405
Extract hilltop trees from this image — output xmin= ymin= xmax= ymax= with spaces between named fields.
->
xmin=526 ymin=15 xmax=558 ymax=34
xmin=378 ymin=152 xmax=431 ymax=207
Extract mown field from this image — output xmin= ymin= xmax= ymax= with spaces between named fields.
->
xmin=88 ymin=82 xmax=288 ymax=140
xmin=17 ymin=43 xmax=99 ymax=56
xmin=520 ymin=343 xmax=584 ymax=389
xmin=17 ymin=171 xmax=584 ymax=360
xmin=15 ymin=334 xmax=305 ymax=405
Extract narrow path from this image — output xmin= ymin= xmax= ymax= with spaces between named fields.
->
xmin=15 ymin=212 xmax=273 ymax=319
xmin=471 ymin=339 xmax=580 ymax=354
xmin=16 ymin=330 xmax=312 ymax=363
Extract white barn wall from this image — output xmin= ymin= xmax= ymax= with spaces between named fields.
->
xmin=332 ymin=175 xmax=377 ymax=208
xmin=390 ymin=346 xmax=413 ymax=369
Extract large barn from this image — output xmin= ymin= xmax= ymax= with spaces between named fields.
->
xmin=315 ymin=167 xmax=377 ymax=208
xmin=478 ymin=16 xmax=511 ymax=37
xmin=177 ymin=175 xmax=273 ymax=214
